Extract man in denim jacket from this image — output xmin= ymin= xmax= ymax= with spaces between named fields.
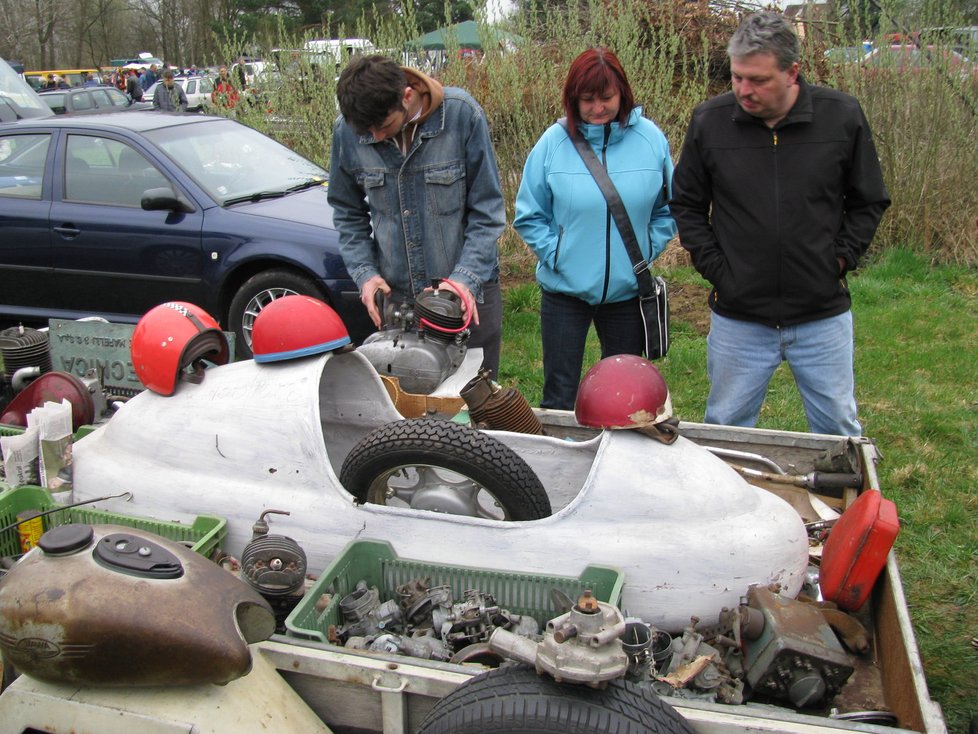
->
xmin=328 ymin=55 xmax=506 ymax=376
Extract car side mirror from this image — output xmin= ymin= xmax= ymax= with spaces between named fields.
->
xmin=141 ymin=187 xmax=195 ymax=213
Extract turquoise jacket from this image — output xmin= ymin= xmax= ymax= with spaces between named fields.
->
xmin=514 ymin=107 xmax=676 ymax=305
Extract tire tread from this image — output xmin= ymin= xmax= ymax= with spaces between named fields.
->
xmin=417 ymin=666 xmax=696 ymax=734
xmin=340 ymin=419 xmax=551 ymax=520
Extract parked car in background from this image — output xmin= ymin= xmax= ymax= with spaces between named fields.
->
xmin=823 ymin=46 xmax=866 ymax=65
xmin=38 ymin=87 xmax=150 ymax=115
xmin=109 ymin=54 xmax=165 ymax=72
xmin=861 ymin=44 xmax=976 ymax=76
xmin=0 ymin=58 xmax=53 ymax=122
xmin=918 ymin=25 xmax=978 ymax=55
xmin=230 ymin=59 xmax=267 ymax=87
xmin=24 ymin=68 xmax=103 ymax=90
xmin=179 ymin=75 xmax=215 ymax=111
xmin=0 ymin=111 xmax=373 ymax=355
xmin=144 ymin=76 xmax=214 ymax=111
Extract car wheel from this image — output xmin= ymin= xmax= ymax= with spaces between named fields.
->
xmin=415 ymin=666 xmax=696 ymax=734
xmin=228 ymin=269 xmax=326 ymax=359
xmin=339 ymin=419 xmax=551 ymax=521
xmin=1 ymin=653 xmax=18 ymax=694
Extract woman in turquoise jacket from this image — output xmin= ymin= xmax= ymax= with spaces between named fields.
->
xmin=514 ymin=47 xmax=676 ymax=410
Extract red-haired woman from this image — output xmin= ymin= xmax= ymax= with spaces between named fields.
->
xmin=514 ymin=48 xmax=676 ymax=410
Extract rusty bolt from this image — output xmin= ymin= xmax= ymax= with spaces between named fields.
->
xmin=575 ymin=590 xmax=600 ymax=614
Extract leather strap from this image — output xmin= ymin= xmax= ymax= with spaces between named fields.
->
xmin=558 ymin=119 xmax=655 ymax=298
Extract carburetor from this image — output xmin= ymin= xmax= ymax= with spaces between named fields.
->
xmin=489 ymin=590 xmax=628 ymax=687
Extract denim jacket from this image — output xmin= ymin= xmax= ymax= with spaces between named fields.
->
xmin=327 ymin=87 xmax=504 ymax=303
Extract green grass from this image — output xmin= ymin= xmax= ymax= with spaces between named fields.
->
xmin=500 ymin=248 xmax=978 ymax=733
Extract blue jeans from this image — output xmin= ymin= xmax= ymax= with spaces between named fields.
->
xmin=705 ymin=311 xmax=861 ymax=436
xmin=540 ymin=290 xmax=644 ymax=410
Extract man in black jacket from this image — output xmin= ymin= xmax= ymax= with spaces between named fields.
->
xmin=671 ymin=11 xmax=890 ymax=437
xmin=125 ymin=70 xmax=144 ymax=102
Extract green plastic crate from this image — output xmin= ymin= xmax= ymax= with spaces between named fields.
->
xmin=285 ymin=539 xmax=624 ymax=644
xmin=0 ymin=422 xmax=96 ymax=441
xmin=0 ymin=485 xmax=227 ymax=559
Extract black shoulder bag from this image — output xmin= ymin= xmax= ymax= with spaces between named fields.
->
xmin=559 ymin=120 xmax=670 ymax=359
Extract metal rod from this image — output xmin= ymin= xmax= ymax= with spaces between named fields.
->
xmin=0 ymin=490 xmax=134 ymax=537
xmin=702 ymin=446 xmax=787 ymax=474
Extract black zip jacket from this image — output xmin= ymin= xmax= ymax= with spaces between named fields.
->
xmin=671 ymin=78 xmax=890 ymax=327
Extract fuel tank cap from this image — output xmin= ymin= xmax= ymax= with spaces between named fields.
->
xmin=37 ymin=523 xmax=95 ymax=555
xmin=94 ymin=532 xmax=185 ymax=579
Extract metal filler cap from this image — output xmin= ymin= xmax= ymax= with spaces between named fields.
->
xmin=37 ymin=524 xmax=95 ymax=556
xmin=93 ymin=532 xmax=185 ymax=579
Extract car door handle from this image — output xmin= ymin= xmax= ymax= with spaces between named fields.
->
xmin=53 ymin=224 xmax=81 ymax=237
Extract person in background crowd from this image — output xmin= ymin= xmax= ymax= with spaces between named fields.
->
xmin=513 ymin=47 xmax=676 ymax=410
xmin=670 ymin=11 xmax=891 ymax=437
xmin=140 ymin=63 xmax=158 ymax=91
xmin=125 ymin=69 xmax=144 ymax=102
xmin=328 ymin=54 xmax=506 ymax=377
xmin=82 ymin=72 xmax=98 ymax=88
xmin=113 ymin=68 xmax=127 ymax=92
xmin=44 ymin=73 xmax=68 ymax=89
xmin=152 ymin=69 xmax=187 ymax=112
xmin=211 ymin=66 xmax=239 ymax=109
xmin=235 ymin=58 xmax=247 ymax=89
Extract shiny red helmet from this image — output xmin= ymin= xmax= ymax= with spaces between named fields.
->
xmin=251 ymin=295 xmax=351 ymax=363
xmin=575 ymin=355 xmax=673 ymax=429
xmin=130 ymin=302 xmax=229 ymax=396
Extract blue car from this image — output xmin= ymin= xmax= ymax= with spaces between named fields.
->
xmin=0 ymin=109 xmax=372 ymax=355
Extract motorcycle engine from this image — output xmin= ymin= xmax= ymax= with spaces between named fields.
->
xmin=356 ymin=288 xmax=469 ymax=394
xmin=240 ymin=510 xmax=308 ymax=629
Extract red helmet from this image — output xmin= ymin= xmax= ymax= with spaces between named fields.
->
xmin=575 ymin=355 xmax=672 ymax=429
xmin=130 ymin=302 xmax=229 ymax=396
xmin=251 ymin=295 xmax=351 ymax=363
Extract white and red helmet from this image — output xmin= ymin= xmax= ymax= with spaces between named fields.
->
xmin=130 ymin=302 xmax=229 ymax=396
xmin=251 ymin=295 xmax=351 ymax=363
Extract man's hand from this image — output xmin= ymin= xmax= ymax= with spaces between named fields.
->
xmin=435 ymin=280 xmax=479 ymax=326
xmin=360 ymin=275 xmax=391 ymax=328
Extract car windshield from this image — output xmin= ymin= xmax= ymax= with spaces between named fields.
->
xmin=0 ymin=58 xmax=54 ymax=121
xmin=144 ymin=118 xmax=327 ymax=204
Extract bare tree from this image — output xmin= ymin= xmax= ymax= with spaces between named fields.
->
xmin=0 ymin=0 xmax=60 ymax=68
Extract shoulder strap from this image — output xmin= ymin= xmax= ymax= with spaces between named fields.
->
xmin=557 ymin=119 xmax=655 ymax=297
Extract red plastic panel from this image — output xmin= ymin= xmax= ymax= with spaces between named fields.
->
xmin=820 ymin=489 xmax=900 ymax=611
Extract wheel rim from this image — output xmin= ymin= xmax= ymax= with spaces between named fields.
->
xmin=365 ymin=464 xmax=509 ymax=520
xmin=240 ymin=286 xmax=300 ymax=349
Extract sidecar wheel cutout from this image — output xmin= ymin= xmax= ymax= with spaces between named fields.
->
xmin=340 ymin=419 xmax=551 ymax=521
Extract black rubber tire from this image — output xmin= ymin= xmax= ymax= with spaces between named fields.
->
xmin=0 ymin=653 xmax=18 ymax=694
xmin=416 ymin=666 xmax=697 ymax=734
xmin=227 ymin=268 xmax=326 ymax=358
xmin=339 ymin=419 xmax=551 ymax=521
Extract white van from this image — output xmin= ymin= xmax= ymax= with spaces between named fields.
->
xmin=302 ymin=38 xmax=375 ymax=66
xmin=229 ymin=58 xmax=268 ymax=88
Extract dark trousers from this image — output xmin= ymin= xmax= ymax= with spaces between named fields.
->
xmin=468 ymin=281 xmax=502 ymax=378
xmin=540 ymin=289 xmax=644 ymax=410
